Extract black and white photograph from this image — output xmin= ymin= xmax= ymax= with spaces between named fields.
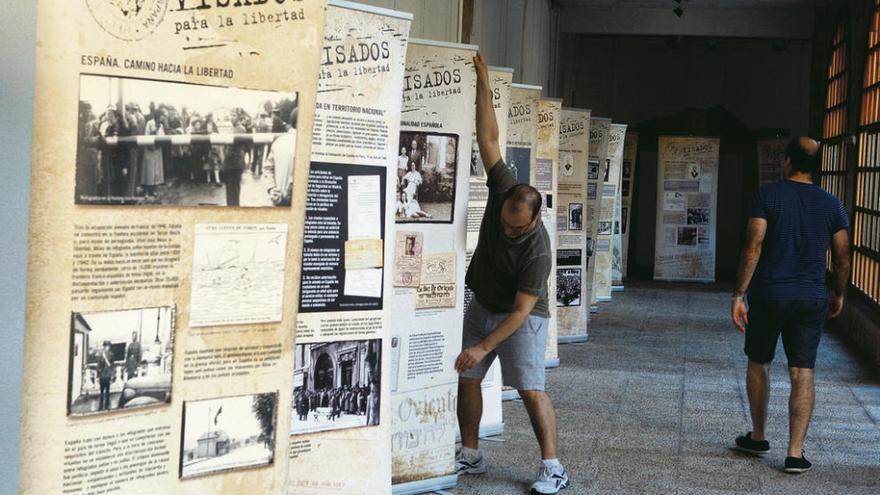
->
xmin=291 ymin=339 xmax=382 ymax=435
xmin=568 ymin=203 xmax=583 ymax=230
xmin=598 ymin=221 xmax=613 ymax=235
xmin=622 ymin=207 xmax=629 ymax=235
xmin=677 ymin=226 xmax=698 ymax=246
xmin=396 ymin=131 xmax=458 ymax=223
xmin=622 ymin=180 xmax=631 ymax=197
xmin=622 ymin=160 xmax=632 ymax=179
xmin=687 ymin=207 xmax=711 ymax=225
xmin=75 ymin=74 xmax=299 ymax=206
xmin=557 ymin=268 xmax=582 ymax=307
xmin=506 ymin=146 xmax=532 ymax=184
xmin=67 ymin=306 xmax=174 ymax=417
xmin=470 ymin=143 xmax=485 ymax=178
xmin=586 ymin=237 xmax=594 ymax=258
xmin=179 ymin=392 xmax=277 ymax=479
xmin=588 ymin=160 xmax=600 ymax=180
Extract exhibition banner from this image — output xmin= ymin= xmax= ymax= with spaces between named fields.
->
xmin=537 ymin=98 xmax=562 ymax=368
xmin=654 ymin=136 xmax=720 ymax=282
xmin=757 ymin=137 xmax=787 ymax=186
xmin=390 ymin=39 xmax=477 ymax=493
xmin=594 ymin=123 xmax=625 ymax=302
xmin=586 ymin=118 xmax=612 ymax=310
xmin=620 ymin=131 xmax=639 ymax=282
xmin=464 ymin=66 xmax=513 ymax=439
xmin=286 ymin=3 xmax=411 ymax=494
xmin=556 ymin=108 xmax=592 ymax=343
xmin=609 ymin=124 xmax=628 ymax=291
xmin=20 ymin=1 xmax=327 ymax=494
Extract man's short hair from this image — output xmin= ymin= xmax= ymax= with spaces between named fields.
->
xmin=503 ymin=183 xmax=543 ymax=220
xmin=785 ymin=137 xmax=821 ymax=176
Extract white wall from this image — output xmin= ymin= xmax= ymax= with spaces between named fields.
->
xmin=357 ymin=0 xmax=461 ymax=42
xmin=0 ymin=2 xmax=36 ymax=493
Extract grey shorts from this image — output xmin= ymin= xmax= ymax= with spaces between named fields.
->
xmin=460 ymin=298 xmax=548 ymax=391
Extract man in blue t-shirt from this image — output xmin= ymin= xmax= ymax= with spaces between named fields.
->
xmin=731 ymin=137 xmax=850 ymax=473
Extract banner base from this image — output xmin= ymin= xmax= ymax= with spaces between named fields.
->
xmin=597 ymin=296 xmax=612 ymax=302
xmin=545 ymin=358 xmax=560 ymax=369
xmin=501 ymin=388 xmax=520 ymax=401
xmin=558 ymin=334 xmax=589 ymax=344
xmin=612 ymin=285 xmax=624 ymax=292
xmin=393 ymin=475 xmax=458 ymax=495
xmin=590 ymin=305 xmax=598 ymax=313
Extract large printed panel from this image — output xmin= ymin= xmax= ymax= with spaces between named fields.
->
xmin=390 ymin=40 xmax=477 ymax=487
xmin=557 ymin=109 xmax=591 ymax=340
xmin=21 ymin=1 xmax=326 ymax=494
xmin=586 ymin=118 xmax=611 ymax=310
xmin=287 ymin=3 xmax=411 ymax=494
xmin=654 ymin=136 xmax=720 ymax=282
xmin=537 ymin=98 xmax=562 ymax=365
xmin=620 ymin=131 xmax=639 ymax=282
xmin=594 ymin=124 xmax=626 ymax=302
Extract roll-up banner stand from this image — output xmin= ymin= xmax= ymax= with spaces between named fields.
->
xmin=501 ymin=83 xmax=540 ymax=401
xmin=390 ymin=39 xmax=477 ymax=495
xmin=461 ymin=66 xmax=514 ymax=441
xmin=594 ymin=124 xmax=626 ymax=302
xmin=757 ymin=138 xmax=787 ymax=186
xmin=654 ymin=136 xmax=720 ymax=283
xmin=19 ymin=1 xmax=326 ymax=494
xmin=557 ymin=108 xmax=592 ymax=344
xmin=286 ymin=3 xmax=411 ymax=494
xmin=537 ymin=98 xmax=563 ymax=369
xmin=586 ymin=118 xmax=612 ymax=313
xmin=620 ymin=131 xmax=639 ymax=283
xmin=610 ymin=124 xmax=628 ymax=292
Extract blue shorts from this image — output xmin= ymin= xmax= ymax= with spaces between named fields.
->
xmin=460 ymin=298 xmax=548 ymax=391
xmin=744 ymin=298 xmax=828 ymax=369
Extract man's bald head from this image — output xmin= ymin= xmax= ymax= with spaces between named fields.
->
xmin=785 ymin=136 xmax=821 ymax=177
xmin=500 ymin=184 xmax=542 ymax=238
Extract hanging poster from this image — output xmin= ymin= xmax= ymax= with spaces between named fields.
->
xmin=620 ymin=131 xmax=639 ymax=282
xmin=593 ymin=123 xmax=625 ymax=302
xmin=464 ymin=66 xmax=513 ymax=440
xmin=287 ymin=3 xmax=411 ymax=495
xmin=390 ymin=39 xmax=477 ymax=493
xmin=556 ymin=108 xmax=591 ymax=343
xmin=20 ymin=1 xmax=326 ymax=494
xmin=654 ymin=136 xmax=720 ymax=282
xmin=585 ymin=119 xmax=611 ymax=310
xmin=610 ymin=124 xmax=629 ymax=291
xmin=757 ymin=137 xmax=787 ymax=186
xmin=537 ymin=98 xmax=562 ymax=368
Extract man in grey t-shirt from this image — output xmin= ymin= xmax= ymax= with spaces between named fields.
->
xmin=453 ymin=53 xmax=568 ymax=495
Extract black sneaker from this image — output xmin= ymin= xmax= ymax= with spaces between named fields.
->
xmin=784 ymin=452 xmax=812 ymax=474
xmin=734 ymin=432 xmax=770 ymax=456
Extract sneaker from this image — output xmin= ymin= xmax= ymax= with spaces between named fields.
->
xmin=530 ymin=465 xmax=569 ymax=494
xmin=784 ymin=452 xmax=812 ymax=474
xmin=735 ymin=432 xmax=770 ymax=456
xmin=455 ymin=451 xmax=487 ymax=475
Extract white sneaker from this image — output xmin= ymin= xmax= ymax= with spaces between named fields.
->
xmin=455 ymin=450 xmax=487 ymax=475
xmin=530 ymin=465 xmax=569 ymax=494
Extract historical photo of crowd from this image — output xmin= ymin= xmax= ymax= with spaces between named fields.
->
xmin=67 ymin=306 xmax=174 ymax=416
xmin=179 ymin=393 xmax=277 ymax=479
xmin=75 ymin=74 xmax=299 ymax=207
xmin=291 ymin=339 xmax=382 ymax=435
xmin=396 ymin=132 xmax=458 ymax=222
xmin=557 ymin=268 xmax=582 ymax=307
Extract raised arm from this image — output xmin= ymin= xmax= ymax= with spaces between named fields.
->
xmin=732 ymin=217 xmax=767 ymax=332
xmin=473 ymin=53 xmax=502 ymax=171
xmin=828 ymin=229 xmax=851 ymax=318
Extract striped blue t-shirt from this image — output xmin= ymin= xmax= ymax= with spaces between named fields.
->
xmin=748 ymin=180 xmax=849 ymax=300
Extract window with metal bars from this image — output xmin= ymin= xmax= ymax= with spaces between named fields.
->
xmin=855 ymin=4 xmax=880 ymax=307
xmin=821 ymin=24 xmax=848 ymax=201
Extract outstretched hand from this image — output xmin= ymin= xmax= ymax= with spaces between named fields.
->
xmin=473 ymin=52 xmax=489 ymax=82
xmin=454 ymin=345 xmax=489 ymax=374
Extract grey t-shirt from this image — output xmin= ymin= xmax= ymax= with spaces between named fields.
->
xmin=465 ymin=159 xmax=551 ymax=318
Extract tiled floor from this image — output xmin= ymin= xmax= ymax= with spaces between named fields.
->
xmin=450 ymin=283 xmax=880 ymax=494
